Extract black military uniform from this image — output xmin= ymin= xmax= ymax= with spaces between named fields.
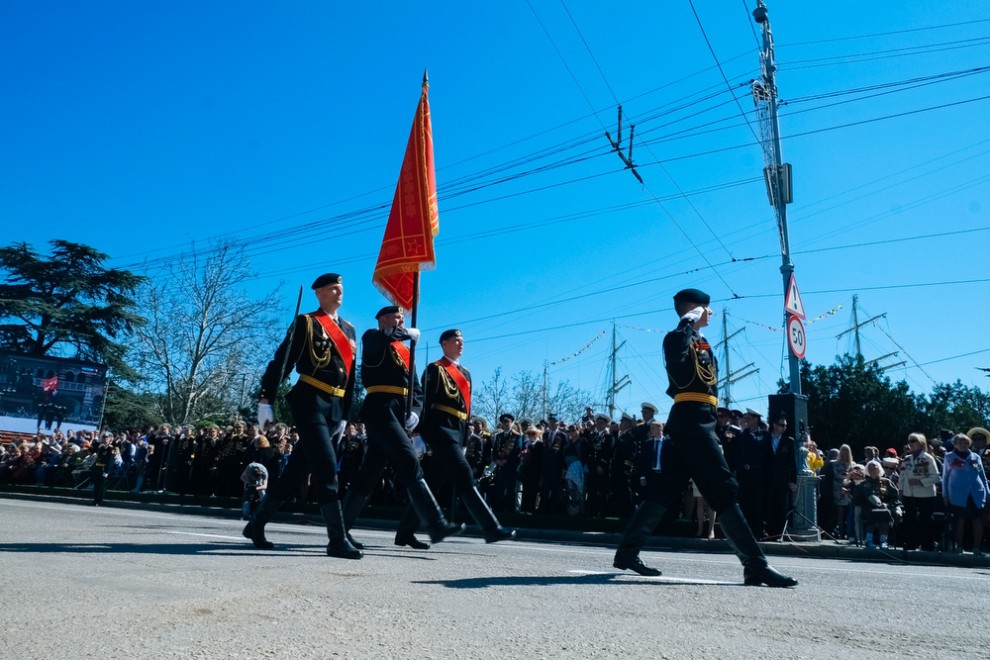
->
xmin=244 ymin=273 xmax=361 ymax=559
xmin=729 ymin=411 xmax=769 ymax=538
xmin=584 ymin=419 xmax=613 ymax=516
xmin=341 ymin=309 xmax=462 ymax=549
xmin=612 ymin=288 xmax=797 ymax=587
xmin=490 ymin=419 xmax=522 ymax=513
xmin=392 ymin=329 xmax=514 ymax=546
xmin=91 ymin=438 xmax=115 ymax=506
xmin=609 ymin=419 xmax=640 ymax=517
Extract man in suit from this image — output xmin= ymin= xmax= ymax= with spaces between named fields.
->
xmin=764 ymin=415 xmax=797 ymax=540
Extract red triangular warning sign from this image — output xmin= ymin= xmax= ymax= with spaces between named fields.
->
xmin=785 ymin=274 xmax=806 ymax=319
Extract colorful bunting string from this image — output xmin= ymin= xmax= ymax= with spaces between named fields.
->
xmin=550 ymin=331 xmax=606 ymax=365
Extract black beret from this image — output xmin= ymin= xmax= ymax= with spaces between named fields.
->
xmin=375 ymin=305 xmax=402 ymax=319
xmin=311 ymin=273 xmax=342 ymax=289
xmin=439 ymin=329 xmax=462 ymax=343
xmin=673 ymin=288 xmax=710 ymax=306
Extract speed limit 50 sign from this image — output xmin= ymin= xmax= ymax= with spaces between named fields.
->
xmin=787 ymin=315 xmax=807 ymax=359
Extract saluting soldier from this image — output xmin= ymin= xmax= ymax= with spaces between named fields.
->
xmin=244 ymin=273 xmax=361 ymax=560
xmin=612 ymin=288 xmax=797 ymax=587
xmin=341 ymin=308 xmax=464 ymax=549
xmin=393 ymin=329 xmax=515 ymax=546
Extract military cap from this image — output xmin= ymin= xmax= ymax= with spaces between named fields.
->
xmin=547 ymin=412 xmax=558 ymax=420
xmin=439 ymin=329 xmax=462 ymax=343
xmin=620 ymin=412 xmax=635 ymax=422
xmin=499 ymin=413 xmax=515 ymax=423
xmin=595 ymin=413 xmax=611 ymax=423
xmin=311 ymin=273 xmax=342 ymax=289
xmin=641 ymin=402 xmax=658 ymax=414
xmin=375 ymin=305 xmax=402 ymax=319
xmin=716 ymin=407 xmax=731 ymax=415
xmin=673 ymin=288 xmax=710 ymax=306
xmin=744 ymin=408 xmax=762 ymax=418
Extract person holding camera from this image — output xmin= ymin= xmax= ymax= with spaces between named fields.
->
xmin=240 ymin=460 xmax=269 ymax=520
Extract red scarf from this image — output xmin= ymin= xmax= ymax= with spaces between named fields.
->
xmin=438 ymin=357 xmax=470 ymax=416
xmin=391 ymin=341 xmax=410 ymax=370
xmin=311 ymin=310 xmax=354 ymax=378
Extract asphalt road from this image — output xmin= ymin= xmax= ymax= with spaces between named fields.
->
xmin=2 ymin=497 xmax=987 ymax=659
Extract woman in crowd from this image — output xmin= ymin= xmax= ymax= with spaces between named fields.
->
xmin=899 ymin=433 xmax=941 ymax=552
xmin=942 ymin=433 xmax=988 ymax=555
xmin=854 ymin=460 xmax=899 ymax=549
xmin=824 ymin=444 xmax=853 ymax=540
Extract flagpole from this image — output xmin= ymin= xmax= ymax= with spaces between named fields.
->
xmin=407 ymin=272 xmax=420 ymax=418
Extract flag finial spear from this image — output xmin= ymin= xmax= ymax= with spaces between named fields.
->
xmin=423 ymin=68 xmax=429 ymax=88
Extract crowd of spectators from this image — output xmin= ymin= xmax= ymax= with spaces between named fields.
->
xmin=2 ymin=407 xmax=987 ymax=555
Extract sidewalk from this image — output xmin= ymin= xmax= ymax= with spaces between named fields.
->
xmin=3 ymin=486 xmax=987 ymax=568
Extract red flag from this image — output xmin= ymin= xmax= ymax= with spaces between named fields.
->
xmin=42 ymin=375 xmax=59 ymax=392
xmin=372 ymin=75 xmax=440 ymax=310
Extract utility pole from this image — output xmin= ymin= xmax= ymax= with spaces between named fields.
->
xmin=542 ymin=361 xmax=549 ymax=420
xmin=605 ymin=105 xmax=643 ymax=184
xmin=753 ymin=1 xmax=817 ymax=542
xmin=605 ymin=322 xmax=630 ymax=420
xmin=836 ymin=294 xmax=886 ymax=358
xmin=718 ymin=309 xmax=758 ymax=408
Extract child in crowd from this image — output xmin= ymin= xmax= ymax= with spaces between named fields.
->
xmin=240 ymin=461 xmax=269 ymax=520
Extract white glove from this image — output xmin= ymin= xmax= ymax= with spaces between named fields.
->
xmin=332 ymin=420 xmax=347 ymax=439
xmin=257 ymin=403 xmax=274 ymax=428
xmin=405 ymin=327 xmax=421 ymax=342
xmin=680 ymin=306 xmax=705 ymax=323
xmin=404 ymin=412 xmax=419 ymax=431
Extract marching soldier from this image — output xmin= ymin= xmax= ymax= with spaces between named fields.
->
xmin=244 ymin=273 xmax=361 ymax=559
xmin=393 ymin=329 xmax=515 ymax=545
xmin=342 ymin=307 xmax=463 ymax=549
xmin=612 ymin=288 xmax=797 ymax=587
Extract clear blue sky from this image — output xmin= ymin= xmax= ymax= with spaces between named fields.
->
xmin=2 ymin=1 xmax=989 ymax=420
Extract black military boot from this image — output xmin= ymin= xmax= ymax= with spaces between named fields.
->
xmin=340 ymin=491 xmax=370 ymax=550
xmin=612 ymin=500 xmax=667 ymax=576
xmin=242 ymin=495 xmax=281 ymax=550
xmin=393 ymin=504 xmax=431 ymax=549
xmin=320 ymin=500 xmax=363 ymax=560
xmin=395 ymin=530 xmax=431 ymax=550
xmin=406 ymin=478 xmax=465 ymax=543
xmin=718 ymin=504 xmax=797 ymax=588
xmin=461 ymin=486 xmax=517 ymax=543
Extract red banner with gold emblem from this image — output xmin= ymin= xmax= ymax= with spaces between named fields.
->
xmin=372 ymin=74 xmax=440 ymax=310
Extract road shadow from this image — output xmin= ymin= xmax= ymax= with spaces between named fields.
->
xmin=413 ymin=573 xmax=737 ymax=589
